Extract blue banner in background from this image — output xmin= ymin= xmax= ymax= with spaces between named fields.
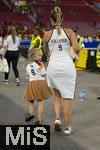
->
xmin=83 ymin=41 xmax=100 ymax=48
xmin=20 ymin=39 xmax=31 ymax=46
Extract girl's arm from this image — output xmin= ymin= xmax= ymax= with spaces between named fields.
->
xmin=26 ymin=65 xmax=30 ymax=80
xmin=42 ymin=74 xmax=46 ymax=78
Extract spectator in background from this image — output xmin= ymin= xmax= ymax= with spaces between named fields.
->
xmin=3 ymin=25 xmax=20 ymax=86
xmin=88 ymin=36 xmax=93 ymax=42
xmin=0 ymin=27 xmax=8 ymax=57
xmin=51 ymin=0 xmax=57 ymax=3
xmin=84 ymin=36 xmax=88 ymax=42
xmin=29 ymin=27 xmax=43 ymax=56
xmin=33 ymin=12 xmax=40 ymax=26
xmin=93 ymin=19 xmax=97 ymax=28
xmin=0 ymin=31 xmax=4 ymax=57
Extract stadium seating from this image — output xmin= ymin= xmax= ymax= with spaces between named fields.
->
xmin=0 ymin=12 xmax=33 ymax=28
xmin=0 ymin=0 xmax=10 ymax=11
xmin=0 ymin=0 xmax=33 ymax=28
xmin=31 ymin=1 xmax=100 ymax=35
xmin=59 ymin=0 xmax=84 ymax=4
xmin=0 ymin=0 xmax=99 ymax=36
xmin=89 ymin=0 xmax=100 ymax=4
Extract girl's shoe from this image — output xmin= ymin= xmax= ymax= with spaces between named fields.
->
xmin=25 ymin=113 xmax=35 ymax=122
xmin=34 ymin=120 xmax=42 ymax=125
xmin=16 ymin=78 xmax=20 ymax=86
xmin=54 ymin=119 xmax=62 ymax=131
xmin=64 ymin=127 xmax=74 ymax=136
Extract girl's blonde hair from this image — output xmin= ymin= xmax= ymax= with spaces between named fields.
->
xmin=50 ymin=6 xmax=62 ymax=35
xmin=7 ymin=25 xmax=17 ymax=44
xmin=29 ymin=48 xmax=41 ymax=61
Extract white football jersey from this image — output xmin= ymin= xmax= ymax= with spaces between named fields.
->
xmin=48 ymin=28 xmax=71 ymax=62
xmin=26 ymin=61 xmax=46 ymax=81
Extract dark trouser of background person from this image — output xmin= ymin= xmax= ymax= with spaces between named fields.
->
xmin=4 ymin=51 xmax=20 ymax=85
xmin=97 ymin=96 xmax=100 ymax=100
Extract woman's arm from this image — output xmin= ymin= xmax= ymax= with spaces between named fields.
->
xmin=43 ymin=31 xmax=52 ymax=56
xmin=65 ymin=28 xmax=80 ymax=52
xmin=43 ymin=35 xmax=49 ymax=56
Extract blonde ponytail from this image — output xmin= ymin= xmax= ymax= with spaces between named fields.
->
xmin=7 ymin=26 xmax=16 ymax=44
xmin=54 ymin=6 xmax=62 ymax=35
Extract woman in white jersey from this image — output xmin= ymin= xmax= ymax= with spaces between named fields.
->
xmin=43 ymin=6 xmax=80 ymax=135
xmin=3 ymin=25 xmax=20 ymax=85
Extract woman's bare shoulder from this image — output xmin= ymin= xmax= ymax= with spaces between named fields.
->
xmin=43 ymin=30 xmax=52 ymax=42
xmin=44 ymin=30 xmax=52 ymax=36
xmin=64 ymin=28 xmax=75 ymax=38
xmin=64 ymin=28 xmax=74 ymax=33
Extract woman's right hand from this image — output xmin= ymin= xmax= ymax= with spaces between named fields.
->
xmin=70 ymin=47 xmax=79 ymax=60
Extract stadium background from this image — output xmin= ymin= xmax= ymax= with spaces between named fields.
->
xmin=0 ymin=0 xmax=100 ymax=71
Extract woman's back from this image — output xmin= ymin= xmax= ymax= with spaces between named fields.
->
xmin=48 ymin=28 xmax=72 ymax=62
xmin=6 ymin=35 xmax=20 ymax=51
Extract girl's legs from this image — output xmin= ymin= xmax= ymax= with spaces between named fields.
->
xmin=37 ymin=100 xmax=43 ymax=122
xmin=34 ymin=100 xmax=43 ymax=125
xmin=28 ymin=101 xmax=34 ymax=114
xmin=25 ymin=101 xmax=34 ymax=122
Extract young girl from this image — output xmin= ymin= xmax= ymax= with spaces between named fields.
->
xmin=23 ymin=48 xmax=52 ymax=125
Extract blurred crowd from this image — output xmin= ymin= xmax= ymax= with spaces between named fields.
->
xmin=0 ymin=22 xmax=100 ymax=46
